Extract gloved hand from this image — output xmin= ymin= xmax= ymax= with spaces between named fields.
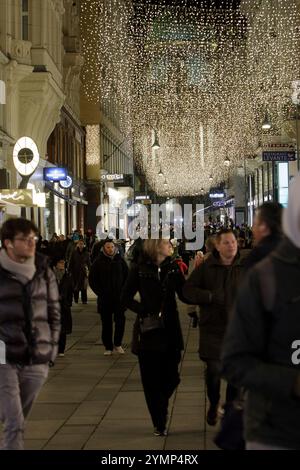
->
xmin=211 ymin=289 xmax=225 ymax=306
xmin=174 ymin=257 xmax=188 ymax=275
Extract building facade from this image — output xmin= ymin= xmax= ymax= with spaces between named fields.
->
xmin=0 ymin=0 xmax=85 ymax=238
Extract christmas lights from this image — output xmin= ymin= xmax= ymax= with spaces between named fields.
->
xmin=81 ymin=0 xmax=300 ymax=195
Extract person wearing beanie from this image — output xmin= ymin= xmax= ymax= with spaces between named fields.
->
xmin=222 ymin=173 xmax=300 ymax=450
xmin=89 ymin=239 xmax=128 ymax=355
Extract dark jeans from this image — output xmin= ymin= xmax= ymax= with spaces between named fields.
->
xmin=138 ymin=350 xmax=181 ymax=431
xmin=74 ymin=289 xmax=87 ymax=303
xmin=99 ymin=305 xmax=125 ymax=350
xmin=205 ymin=359 xmax=238 ymax=407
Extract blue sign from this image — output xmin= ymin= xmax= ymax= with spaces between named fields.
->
xmin=43 ymin=167 xmax=68 ymax=182
xmin=262 ymin=151 xmax=296 ymax=162
xmin=59 ymin=175 xmax=73 ymax=189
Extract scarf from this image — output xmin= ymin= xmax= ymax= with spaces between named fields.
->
xmin=0 ymin=249 xmax=36 ymax=284
xmin=282 ymin=172 xmax=300 ymax=249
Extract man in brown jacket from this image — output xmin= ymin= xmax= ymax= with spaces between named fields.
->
xmin=183 ymin=229 xmax=245 ymax=426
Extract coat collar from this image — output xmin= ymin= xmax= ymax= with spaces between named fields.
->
xmin=207 ymin=251 xmax=243 ymax=268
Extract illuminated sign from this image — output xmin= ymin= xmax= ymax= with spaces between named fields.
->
xmin=262 ymin=152 xmax=296 ymax=162
xmin=101 ymin=174 xmax=124 ymax=182
xmin=13 ymin=137 xmax=40 ymax=176
xmin=59 ymin=175 xmax=73 ymax=189
xmin=135 ymin=195 xmax=150 ymax=200
xmin=0 ymin=189 xmax=33 ymax=206
xmin=213 ymin=201 xmax=225 ymax=207
xmin=43 ymin=167 xmax=68 ymax=182
xmin=209 ymin=192 xmax=225 ymax=199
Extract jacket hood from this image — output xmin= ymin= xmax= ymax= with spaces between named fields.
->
xmin=283 ymin=172 xmax=300 ymax=248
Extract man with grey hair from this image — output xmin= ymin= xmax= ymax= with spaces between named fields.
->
xmin=0 ymin=218 xmax=60 ymax=450
xmin=222 ymin=174 xmax=300 ymax=450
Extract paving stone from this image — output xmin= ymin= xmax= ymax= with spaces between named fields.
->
xmin=24 ymin=420 xmax=64 ymax=439
xmin=44 ymin=434 xmax=88 ymax=450
xmin=28 ymin=403 xmax=78 ymax=421
xmin=57 ymin=425 xmax=96 ymax=435
xmin=23 ymin=440 xmax=48 ymax=450
xmin=66 ymin=417 xmax=103 ymax=426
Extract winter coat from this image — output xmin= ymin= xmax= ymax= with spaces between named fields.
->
xmin=89 ymin=251 xmax=128 ymax=310
xmin=0 ymin=253 xmax=61 ymax=365
xmin=69 ymin=248 xmax=91 ymax=291
xmin=222 ymin=238 xmax=300 ymax=449
xmin=183 ymin=251 xmax=245 ymax=360
xmin=243 ymin=233 xmax=282 ymax=272
xmin=120 ymin=256 xmax=187 ymax=355
xmin=55 ymin=271 xmax=73 ymax=335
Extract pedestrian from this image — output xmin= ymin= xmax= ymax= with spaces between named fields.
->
xmin=69 ymin=239 xmax=90 ymax=304
xmin=183 ymin=229 xmax=245 ymax=426
xmin=0 ymin=218 xmax=60 ymax=450
xmin=121 ymin=239 xmax=188 ymax=436
xmin=53 ymin=258 xmax=73 ymax=356
xmin=89 ymin=239 xmax=128 ymax=355
xmin=221 ymin=173 xmax=300 ymax=450
xmin=244 ymin=202 xmax=283 ymax=272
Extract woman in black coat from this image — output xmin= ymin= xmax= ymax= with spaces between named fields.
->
xmin=53 ymin=259 xmax=73 ymax=355
xmin=121 ymin=239 xmax=188 ymax=436
xmin=69 ymin=239 xmax=91 ymax=304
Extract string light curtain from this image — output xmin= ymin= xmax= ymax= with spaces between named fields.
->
xmin=81 ymin=0 xmax=300 ymax=196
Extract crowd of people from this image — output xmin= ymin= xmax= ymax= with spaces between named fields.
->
xmin=0 ymin=175 xmax=300 ymax=449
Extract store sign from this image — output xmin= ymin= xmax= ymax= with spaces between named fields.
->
xmin=135 ymin=195 xmax=150 ymax=200
xmin=0 ymin=189 xmax=33 ymax=206
xmin=43 ymin=167 xmax=68 ymax=182
xmin=59 ymin=175 xmax=73 ymax=189
xmin=209 ymin=192 xmax=225 ymax=199
xmin=262 ymin=151 xmax=296 ymax=162
xmin=213 ymin=201 xmax=225 ymax=207
xmin=101 ymin=174 xmax=124 ymax=182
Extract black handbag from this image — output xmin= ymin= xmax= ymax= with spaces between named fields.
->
xmin=139 ymin=312 xmax=164 ymax=334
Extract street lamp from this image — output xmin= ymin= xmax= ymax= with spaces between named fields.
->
xmin=152 ymin=130 xmax=160 ymax=150
xmin=262 ymin=112 xmax=272 ymax=130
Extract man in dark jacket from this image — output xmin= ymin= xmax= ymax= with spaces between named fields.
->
xmin=53 ymin=258 xmax=73 ymax=356
xmin=183 ymin=229 xmax=245 ymax=426
xmin=0 ymin=218 xmax=60 ymax=450
xmin=222 ymin=174 xmax=300 ymax=450
xmin=89 ymin=239 xmax=128 ymax=355
xmin=244 ymin=202 xmax=282 ymax=272
xmin=69 ymin=239 xmax=90 ymax=304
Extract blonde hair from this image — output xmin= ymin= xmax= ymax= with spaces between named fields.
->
xmin=143 ymin=239 xmax=166 ymax=262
